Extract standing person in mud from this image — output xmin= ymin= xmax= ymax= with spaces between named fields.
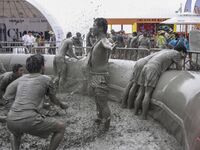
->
xmin=88 ymin=18 xmax=116 ymax=132
xmin=4 ymin=54 xmax=68 ymax=150
xmin=134 ymin=45 xmax=186 ymax=120
xmin=53 ymin=32 xmax=79 ymax=90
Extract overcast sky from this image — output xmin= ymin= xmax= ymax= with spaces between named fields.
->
xmin=32 ymin=0 xmax=188 ymax=34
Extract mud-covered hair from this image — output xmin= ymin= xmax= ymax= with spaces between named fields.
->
xmin=94 ymin=18 xmax=108 ymax=34
xmin=12 ymin=64 xmax=23 ymax=73
xmin=26 ymin=54 xmax=44 ymax=73
xmin=66 ymin=32 xmax=72 ymax=38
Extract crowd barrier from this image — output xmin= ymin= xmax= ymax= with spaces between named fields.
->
xmin=0 ymin=42 xmax=200 ymax=71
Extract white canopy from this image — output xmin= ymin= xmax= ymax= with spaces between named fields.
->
xmin=161 ymin=12 xmax=200 ymax=25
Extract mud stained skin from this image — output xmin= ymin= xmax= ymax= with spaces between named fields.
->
xmin=0 ymin=93 xmax=181 ymax=150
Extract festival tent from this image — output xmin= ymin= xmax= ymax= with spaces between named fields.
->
xmin=0 ymin=0 xmax=64 ymax=43
xmin=161 ymin=12 xmax=200 ymax=25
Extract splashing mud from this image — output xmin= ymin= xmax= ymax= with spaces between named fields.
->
xmin=0 ymin=93 xmax=181 ymax=150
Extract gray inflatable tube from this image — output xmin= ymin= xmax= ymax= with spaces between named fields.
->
xmin=0 ymin=54 xmax=199 ymax=150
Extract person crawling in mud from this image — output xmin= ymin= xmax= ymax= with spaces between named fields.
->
xmin=4 ymin=54 xmax=68 ymax=150
xmin=53 ymin=32 xmax=80 ymax=90
xmin=0 ymin=64 xmax=23 ymax=105
xmin=134 ymin=45 xmax=187 ymax=120
xmin=87 ymin=18 xmax=116 ymax=132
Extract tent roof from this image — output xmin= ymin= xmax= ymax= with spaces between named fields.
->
xmin=0 ymin=0 xmax=45 ymax=18
xmin=161 ymin=12 xmax=200 ymax=25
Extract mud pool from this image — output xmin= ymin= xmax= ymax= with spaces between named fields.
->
xmin=0 ymin=93 xmax=181 ymax=150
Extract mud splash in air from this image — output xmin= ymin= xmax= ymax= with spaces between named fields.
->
xmin=0 ymin=93 xmax=181 ymax=150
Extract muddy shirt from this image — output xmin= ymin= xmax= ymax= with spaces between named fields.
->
xmin=131 ymin=50 xmax=170 ymax=81
xmin=4 ymin=74 xmax=56 ymax=121
xmin=146 ymin=50 xmax=182 ymax=73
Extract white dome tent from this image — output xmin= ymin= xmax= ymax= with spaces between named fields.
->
xmin=0 ymin=0 xmax=64 ymax=43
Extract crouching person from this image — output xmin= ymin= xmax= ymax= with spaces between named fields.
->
xmin=4 ymin=54 xmax=68 ymax=150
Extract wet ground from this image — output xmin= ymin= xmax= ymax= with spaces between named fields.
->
xmin=0 ymin=93 xmax=181 ymax=150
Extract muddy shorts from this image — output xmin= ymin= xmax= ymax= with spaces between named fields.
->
xmin=7 ymin=114 xmax=59 ymax=138
xmin=89 ymin=72 xmax=109 ymax=96
xmin=130 ymin=62 xmax=146 ymax=82
xmin=137 ymin=64 xmax=161 ymax=88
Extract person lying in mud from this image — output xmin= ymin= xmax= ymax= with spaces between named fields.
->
xmin=53 ymin=32 xmax=80 ymax=90
xmin=88 ymin=18 xmax=116 ymax=132
xmin=0 ymin=64 xmax=23 ymax=105
xmin=4 ymin=54 xmax=68 ymax=150
xmin=134 ymin=45 xmax=186 ymax=120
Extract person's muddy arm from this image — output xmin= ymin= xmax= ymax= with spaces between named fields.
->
xmin=2 ymin=79 xmax=18 ymax=104
xmin=102 ymin=39 xmax=117 ymax=51
xmin=67 ymin=43 xmax=79 ymax=60
xmin=47 ymin=80 xmax=68 ymax=109
xmin=173 ymin=53 xmax=184 ymax=70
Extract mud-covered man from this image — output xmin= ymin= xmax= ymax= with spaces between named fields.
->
xmin=4 ymin=54 xmax=68 ymax=150
xmin=53 ymin=32 xmax=79 ymax=90
xmin=88 ymin=18 xmax=116 ymax=132
xmin=0 ymin=64 xmax=23 ymax=105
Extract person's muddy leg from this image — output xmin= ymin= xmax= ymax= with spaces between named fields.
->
xmin=58 ymin=64 xmax=68 ymax=92
xmin=121 ymin=81 xmax=134 ymax=108
xmin=134 ymin=86 xmax=145 ymax=115
xmin=95 ymin=95 xmax=111 ymax=132
xmin=49 ymin=121 xmax=66 ymax=150
xmin=11 ymin=133 xmax=22 ymax=150
xmin=127 ymin=83 xmax=139 ymax=109
xmin=141 ymin=86 xmax=154 ymax=120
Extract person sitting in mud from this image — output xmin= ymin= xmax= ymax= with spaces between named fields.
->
xmin=53 ymin=32 xmax=80 ymax=90
xmin=4 ymin=54 xmax=68 ymax=150
xmin=134 ymin=45 xmax=186 ymax=120
xmin=88 ymin=18 xmax=116 ymax=132
xmin=0 ymin=64 xmax=23 ymax=105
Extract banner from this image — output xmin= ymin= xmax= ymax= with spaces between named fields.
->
xmin=0 ymin=17 xmax=50 ymax=41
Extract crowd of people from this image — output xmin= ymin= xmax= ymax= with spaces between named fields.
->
xmin=0 ymin=17 xmax=188 ymax=150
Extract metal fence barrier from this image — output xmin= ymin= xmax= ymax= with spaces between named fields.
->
xmin=0 ymin=41 xmax=200 ymax=71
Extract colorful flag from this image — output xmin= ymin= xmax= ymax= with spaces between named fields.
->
xmin=184 ymin=0 xmax=192 ymax=12
xmin=194 ymin=0 xmax=200 ymax=14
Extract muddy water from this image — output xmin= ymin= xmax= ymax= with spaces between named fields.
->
xmin=0 ymin=93 xmax=181 ymax=150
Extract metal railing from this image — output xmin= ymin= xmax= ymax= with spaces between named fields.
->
xmin=0 ymin=41 xmax=200 ymax=71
